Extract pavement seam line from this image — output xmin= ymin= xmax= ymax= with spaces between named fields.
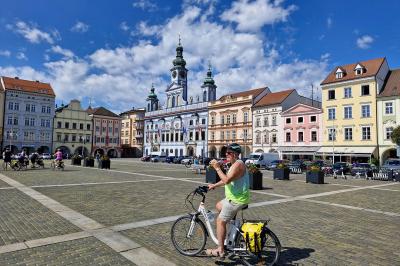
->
xmin=0 ymin=172 xmax=175 ymax=266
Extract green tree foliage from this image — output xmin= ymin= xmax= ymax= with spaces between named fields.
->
xmin=391 ymin=126 xmax=400 ymax=145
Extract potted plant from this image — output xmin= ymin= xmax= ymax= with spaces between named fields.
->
xmin=273 ymin=163 xmax=290 ymax=180
xmin=205 ymin=165 xmax=220 ymax=184
xmin=306 ymin=165 xmax=324 ymax=184
xmin=98 ymin=155 xmax=110 ymax=169
xmin=71 ymin=154 xmax=82 ymax=165
xmin=247 ymin=163 xmax=263 ymax=190
xmin=83 ymin=156 xmax=95 ymax=167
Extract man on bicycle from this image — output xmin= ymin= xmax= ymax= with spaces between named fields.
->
xmin=206 ymin=143 xmax=250 ymax=257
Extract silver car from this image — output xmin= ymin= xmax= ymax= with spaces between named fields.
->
xmin=382 ymin=159 xmax=400 ymax=171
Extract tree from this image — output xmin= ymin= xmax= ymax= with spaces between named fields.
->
xmin=391 ymin=126 xmax=400 ymax=145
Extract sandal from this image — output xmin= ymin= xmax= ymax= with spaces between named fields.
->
xmin=205 ymin=248 xmax=226 ymax=258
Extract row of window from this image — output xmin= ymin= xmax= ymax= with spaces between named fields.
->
xmin=5 ymin=130 xmax=51 ymax=141
xmin=327 ymin=127 xmax=374 ymax=141
xmin=210 ymin=129 xmax=250 ymax=141
xmin=56 ymin=134 xmax=91 ymax=143
xmin=146 ymin=119 xmax=207 ymax=130
xmin=57 ymin=121 xmax=91 ymax=130
xmin=255 ymin=115 xmax=277 ymax=127
xmin=8 ymin=102 xmax=52 ymax=113
xmin=211 ymin=112 xmax=249 ymax=125
xmin=146 ymin=131 xmax=207 ymax=143
xmin=95 ymin=137 xmax=119 ymax=144
xmin=122 ymin=139 xmax=143 ymax=145
xmin=7 ymin=117 xmax=51 ymax=128
xmin=284 ymin=131 xmax=318 ymax=142
xmin=95 ymin=126 xmax=119 ymax=134
xmin=327 ymin=85 xmax=370 ymax=100
xmin=285 ymin=115 xmax=317 ymax=124
xmin=328 ymin=105 xmax=371 ymax=120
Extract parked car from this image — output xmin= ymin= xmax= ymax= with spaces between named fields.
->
xmin=151 ymin=155 xmax=167 ymax=163
xmin=165 ymin=156 xmax=176 ymax=163
xmin=173 ymin=156 xmax=185 ymax=164
xmin=141 ymin=155 xmax=150 ymax=162
xmin=381 ymin=158 xmax=400 ymax=171
xmin=351 ymin=163 xmax=373 ymax=177
xmin=41 ymin=153 xmax=52 ymax=160
xmin=245 ymin=152 xmax=279 ymax=168
xmin=266 ymin=159 xmax=289 ymax=170
xmin=288 ymin=160 xmax=307 ymax=171
xmin=332 ymin=162 xmax=351 ymax=174
xmin=181 ymin=157 xmax=192 ymax=165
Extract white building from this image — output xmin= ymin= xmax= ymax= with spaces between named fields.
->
xmin=144 ymin=40 xmax=217 ymax=157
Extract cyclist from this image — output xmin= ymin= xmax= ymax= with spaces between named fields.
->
xmin=206 ymin=143 xmax=250 ymax=258
xmin=54 ymin=149 xmax=63 ymax=167
xmin=18 ymin=149 xmax=28 ymax=166
xmin=30 ymin=151 xmax=39 ymax=167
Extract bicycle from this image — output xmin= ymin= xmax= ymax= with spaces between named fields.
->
xmin=51 ymin=160 xmax=65 ymax=171
xmin=171 ymin=186 xmax=281 ymax=265
xmin=184 ymin=160 xmax=192 ymax=168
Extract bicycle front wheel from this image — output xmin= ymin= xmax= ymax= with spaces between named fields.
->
xmin=171 ymin=215 xmax=207 ymax=256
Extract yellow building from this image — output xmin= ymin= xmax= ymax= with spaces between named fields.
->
xmin=318 ymin=58 xmax=389 ymax=163
xmin=208 ymin=87 xmax=270 ymax=158
xmin=53 ymin=100 xmax=93 ymax=157
xmin=120 ymin=108 xmax=145 ymax=157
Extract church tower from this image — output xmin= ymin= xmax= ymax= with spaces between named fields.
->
xmin=201 ymin=62 xmax=217 ymax=102
xmin=146 ymin=84 xmax=159 ymax=112
xmin=166 ymin=37 xmax=188 ymax=108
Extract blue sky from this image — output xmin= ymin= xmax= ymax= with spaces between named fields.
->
xmin=1 ymin=0 xmax=399 ymax=113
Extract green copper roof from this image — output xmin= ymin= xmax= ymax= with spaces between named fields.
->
xmin=172 ymin=37 xmax=186 ymax=67
xmin=203 ymin=63 xmax=215 ymax=85
xmin=147 ymin=84 xmax=158 ymax=100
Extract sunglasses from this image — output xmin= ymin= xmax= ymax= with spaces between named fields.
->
xmin=226 ymin=151 xmax=234 ymax=155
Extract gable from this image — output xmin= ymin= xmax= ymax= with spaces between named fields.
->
xmin=281 ymin=103 xmax=321 ymax=116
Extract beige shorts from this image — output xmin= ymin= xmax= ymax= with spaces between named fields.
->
xmin=219 ymin=198 xmax=246 ymax=222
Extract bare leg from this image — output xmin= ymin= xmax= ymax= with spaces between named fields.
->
xmin=216 ymin=217 xmax=227 ymax=254
xmin=216 ymin=200 xmax=223 ymax=213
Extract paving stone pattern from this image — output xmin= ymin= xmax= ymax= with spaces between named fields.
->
xmin=0 ymin=190 xmax=81 ymax=246
xmin=0 ymin=237 xmax=135 ymax=266
xmin=312 ymin=185 xmax=400 ymax=214
xmin=0 ymin=179 xmax=11 ymax=188
xmin=36 ymin=181 xmax=278 ymax=226
xmin=124 ymin=200 xmax=400 ymax=266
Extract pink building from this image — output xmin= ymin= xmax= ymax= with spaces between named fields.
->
xmin=279 ymin=103 xmax=322 ymax=160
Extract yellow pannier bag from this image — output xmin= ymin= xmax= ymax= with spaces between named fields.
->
xmin=241 ymin=222 xmax=264 ymax=253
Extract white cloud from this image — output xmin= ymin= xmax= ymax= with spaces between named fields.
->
xmin=1 ymin=1 xmax=328 ymax=113
xmin=71 ymin=21 xmax=89 ymax=33
xmin=221 ymin=0 xmax=297 ymax=31
xmin=120 ymin=21 xmax=130 ymax=31
xmin=357 ymin=35 xmax=374 ymax=49
xmin=16 ymin=52 xmax=28 ymax=60
xmin=8 ymin=21 xmax=57 ymax=44
xmin=50 ymin=45 xmax=75 ymax=59
xmin=0 ymin=50 xmax=11 ymax=57
xmin=132 ymin=0 xmax=157 ymax=11
xmin=135 ymin=21 xmax=162 ymax=36
xmin=327 ymin=17 xmax=332 ymax=28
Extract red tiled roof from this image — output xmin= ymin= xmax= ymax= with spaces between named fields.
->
xmin=378 ymin=69 xmax=400 ymax=97
xmin=1 ymin=76 xmax=55 ymax=96
xmin=87 ymin=106 xmax=119 ymax=117
xmin=253 ymin=89 xmax=295 ymax=107
xmin=218 ymin=87 xmax=266 ymax=100
xmin=321 ymin=57 xmax=386 ymax=85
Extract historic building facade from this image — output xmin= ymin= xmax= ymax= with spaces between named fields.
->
xmin=120 ymin=108 xmax=145 ymax=157
xmin=0 ymin=84 xmax=4 ymax=150
xmin=0 ymin=76 xmax=55 ymax=154
xmin=88 ymin=107 xmax=121 ymax=158
xmin=252 ymin=89 xmax=305 ymax=155
xmin=279 ymin=102 xmax=322 ymax=160
xmin=377 ymin=69 xmax=400 ymax=162
xmin=208 ymin=87 xmax=270 ymax=158
xmin=53 ymin=99 xmax=92 ymax=157
xmin=144 ymin=41 xmax=216 ymax=157
xmin=319 ymin=58 xmax=389 ymax=163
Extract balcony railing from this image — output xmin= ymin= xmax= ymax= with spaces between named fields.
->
xmin=145 ymin=102 xmax=208 ymax=117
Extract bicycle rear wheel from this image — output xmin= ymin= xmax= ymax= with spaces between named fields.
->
xmin=235 ymin=227 xmax=281 ymax=265
xmin=171 ymin=215 xmax=207 ymax=256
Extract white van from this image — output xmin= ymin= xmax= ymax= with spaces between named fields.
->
xmin=245 ymin=152 xmax=279 ymax=168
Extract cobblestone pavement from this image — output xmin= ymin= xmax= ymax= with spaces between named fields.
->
xmin=0 ymin=158 xmax=399 ymax=265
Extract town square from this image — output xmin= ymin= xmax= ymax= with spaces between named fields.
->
xmin=1 ymin=0 xmax=400 ymax=265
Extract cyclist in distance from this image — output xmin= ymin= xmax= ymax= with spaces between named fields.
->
xmin=54 ymin=149 xmax=63 ymax=165
xmin=206 ymin=143 xmax=250 ymax=258
xmin=3 ymin=148 xmax=12 ymax=166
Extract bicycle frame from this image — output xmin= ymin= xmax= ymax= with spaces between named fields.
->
xmin=188 ymin=201 xmax=245 ymax=251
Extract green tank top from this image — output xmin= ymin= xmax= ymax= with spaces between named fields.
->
xmin=225 ymin=161 xmax=250 ymax=204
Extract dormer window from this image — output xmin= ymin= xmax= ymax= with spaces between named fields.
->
xmin=335 ymin=68 xmax=344 ymax=79
xmin=354 ymin=64 xmax=365 ymax=75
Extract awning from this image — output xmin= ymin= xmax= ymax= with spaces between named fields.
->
xmin=316 ymin=146 xmax=376 ymax=157
xmin=278 ymin=146 xmax=320 ymax=155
